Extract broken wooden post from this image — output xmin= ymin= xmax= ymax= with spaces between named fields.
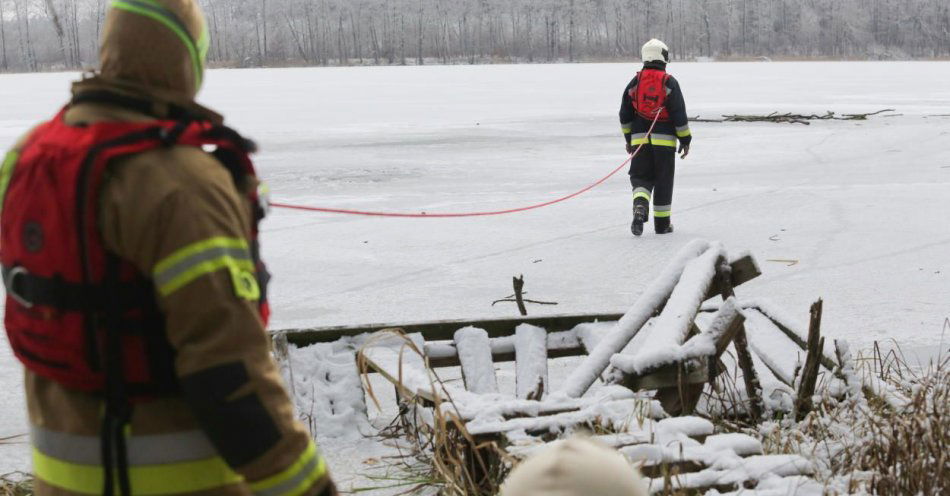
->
xmin=271 ymin=331 xmax=298 ymax=399
xmin=653 ymin=363 xmax=705 ymax=417
xmin=795 ymin=300 xmax=824 ymax=421
xmin=716 ymin=259 xmax=765 ymax=420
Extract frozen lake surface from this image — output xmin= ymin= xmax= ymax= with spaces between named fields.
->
xmin=1 ymin=61 xmax=949 ymax=486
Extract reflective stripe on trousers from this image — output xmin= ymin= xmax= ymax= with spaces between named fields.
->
xmin=633 ymin=187 xmax=651 ymax=202
xmin=630 ymin=133 xmax=677 ymax=148
xmin=32 ymin=426 xmax=327 ymax=496
xmin=32 ymin=426 xmax=241 ymax=495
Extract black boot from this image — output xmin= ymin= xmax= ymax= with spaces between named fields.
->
xmin=631 ymin=199 xmax=648 ymax=237
xmin=655 ymin=220 xmax=674 ymax=235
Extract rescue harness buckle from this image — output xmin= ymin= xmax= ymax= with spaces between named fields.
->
xmin=3 ymin=266 xmax=33 ymax=309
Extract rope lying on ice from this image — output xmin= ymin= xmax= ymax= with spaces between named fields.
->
xmin=269 ymin=112 xmax=662 ymax=218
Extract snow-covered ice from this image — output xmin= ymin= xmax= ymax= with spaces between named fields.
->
xmin=2 ymin=61 xmax=949 ymax=490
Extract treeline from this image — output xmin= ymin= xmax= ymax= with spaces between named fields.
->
xmin=1 ymin=0 xmax=948 ymax=72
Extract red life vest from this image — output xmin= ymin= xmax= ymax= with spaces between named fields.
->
xmin=630 ymin=69 xmax=671 ymax=122
xmin=0 ymin=106 xmax=270 ymax=396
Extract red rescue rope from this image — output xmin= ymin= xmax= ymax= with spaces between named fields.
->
xmin=269 ymin=112 xmax=662 ymax=218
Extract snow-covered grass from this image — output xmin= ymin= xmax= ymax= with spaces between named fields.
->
xmin=754 ymin=347 xmax=949 ymax=495
xmin=0 ymin=476 xmax=31 ymax=496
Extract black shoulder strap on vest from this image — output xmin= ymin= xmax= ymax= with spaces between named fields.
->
xmin=71 ymin=90 xmax=196 ymax=122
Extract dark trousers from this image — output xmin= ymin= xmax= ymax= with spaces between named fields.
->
xmin=629 ymin=145 xmax=675 ymax=232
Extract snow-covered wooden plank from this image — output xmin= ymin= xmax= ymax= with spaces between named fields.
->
xmin=752 ymin=300 xmax=838 ymax=370
xmin=743 ymin=308 xmax=804 ymax=387
xmin=515 ymin=324 xmax=548 ymax=400
xmin=644 ymin=454 xmax=814 ymax=493
xmin=702 ymin=252 xmax=761 ymax=301
xmin=505 ymin=416 xmax=715 ymax=459
xmin=449 ymin=385 xmax=640 ymax=423
xmin=465 ymin=398 xmax=666 ymax=436
xmin=686 ymin=297 xmax=745 ymax=359
xmin=561 ymin=239 xmax=712 ymax=398
xmin=573 ymin=321 xmax=614 ymax=354
xmin=505 ymin=429 xmax=655 ymax=461
xmin=454 ymin=327 xmax=499 ymax=394
xmin=619 ymin=243 xmax=725 ymax=376
xmin=702 ymin=433 xmax=763 ymax=456
xmin=613 ymin=297 xmax=743 ymax=378
xmin=713 ymin=476 xmax=824 ymax=495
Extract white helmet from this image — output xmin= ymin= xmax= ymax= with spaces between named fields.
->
xmin=641 ymin=39 xmax=670 ymax=63
xmin=500 ymin=437 xmax=649 ymax=496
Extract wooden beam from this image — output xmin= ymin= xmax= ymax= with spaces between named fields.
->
xmin=751 ymin=305 xmax=838 ymax=371
xmin=703 ymin=253 xmax=760 ymax=301
xmin=278 ymin=312 xmax=625 ymax=347
xmin=716 ymin=259 xmax=765 ymax=420
xmin=428 ymin=345 xmax=586 ymax=368
xmin=625 ymin=360 xmax=710 ymax=391
xmin=276 ymin=255 xmax=761 ymax=348
xmin=615 ymin=301 xmax=745 ymax=393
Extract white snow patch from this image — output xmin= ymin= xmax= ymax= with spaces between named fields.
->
xmin=286 ymin=337 xmax=373 ymax=440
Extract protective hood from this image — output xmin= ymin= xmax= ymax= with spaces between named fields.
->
xmin=98 ymin=0 xmax=210 ymax=101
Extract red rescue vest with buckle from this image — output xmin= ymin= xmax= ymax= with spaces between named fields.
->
xmin=630 ymin=69 xmax=671 ymax=122
xmin=0 ymin=107 xmax=270 ymax=395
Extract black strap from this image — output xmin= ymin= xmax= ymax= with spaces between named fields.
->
xmin=76 ymin=126 xmax=166 ymax=371
xmin=2 ymin=265 xmax=152 ymax=312
xmin=99 ymin=413 xmax=114 ymax=496
xmin=71 ymin=90 xmax=196 ymax=122
xmin=102 ymin=253 xmax=132 ymax=496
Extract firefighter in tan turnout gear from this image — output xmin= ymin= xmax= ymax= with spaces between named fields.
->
xmin=0 ymin=0 xmax=336 ymax=495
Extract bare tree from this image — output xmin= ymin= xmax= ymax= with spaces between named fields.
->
xmin=42 ymin=0 xmax=73 ymax=67
xmin=1 ymin=0 xmax=9 ymax=70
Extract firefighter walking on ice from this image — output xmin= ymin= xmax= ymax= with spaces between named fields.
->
xmin=619 ymin=39 xmax=692 ymax=236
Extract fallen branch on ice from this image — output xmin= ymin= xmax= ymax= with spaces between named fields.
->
xmin=689 ymin=109 xmax=896 ymax=125
xmin=490 ymin=276 xmax=558 ymax=314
